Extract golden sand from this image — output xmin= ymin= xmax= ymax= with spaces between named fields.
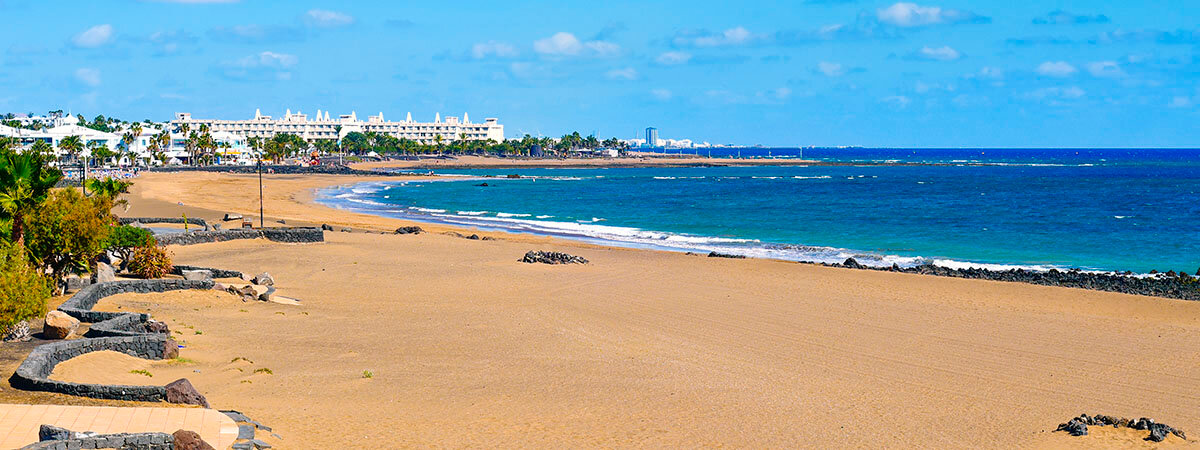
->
xmin=60 ymin=171 xmax=1196 ymax=448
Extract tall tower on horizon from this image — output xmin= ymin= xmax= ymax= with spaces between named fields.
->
xmin=645 ymin=127 xmax=659 ymax=148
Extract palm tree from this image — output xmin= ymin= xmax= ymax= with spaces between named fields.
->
xmin=0 ymin=151 xmax=63 ymax=246
xmin=57 ymin=135 xmax=83 ymax=165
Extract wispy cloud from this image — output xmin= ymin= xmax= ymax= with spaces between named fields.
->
xmin=72 ymin=24 xmax=114 ymax=48
xmin=471 ymin=41 xmax=517 ymax=59
xmin=218 ymin=51 xmax=298 ymax=81
xmin=650 ymin=89 xmax=673 ymax=101
xmin=1086 ymin=61 xmax=1125 ymax=78
xmin=818 ymin=61 xmax=845 ymax=76
xmin=209 ymin=24 xmax=305 ymax=43
xmin=1032 ymin=10 xmax=1110 ymax=25
xmin=305 ymin=9 xmax=354 ymax=28
xmin=671 ymin=27 xmax=767 ymax=47
xmin=533 ymin=32 xmax=619 ymax=57
xmin=1026 ymin=86 xmax=1085 ymax=101
xmin=605 ymin=67 xmax=638 ymax=80
xmin=74 ymin=68 xmax=101 ymax=87
xmin=881 ymin=95 xmax=912 ymax=108
xmin=876 ymin=2 xmax=989 ymax=28
xmin=1036 ymin=61 xmax=1078 ymax=77
xmin=656 ymin=51 xmax=692 ymax=65
xmin=907 ymin=45 xmax=962 ymax=61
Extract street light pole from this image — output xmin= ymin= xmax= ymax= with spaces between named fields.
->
xmin=257 ymin=158 xmax=264 ymax=229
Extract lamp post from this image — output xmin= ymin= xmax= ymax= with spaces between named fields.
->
xmin=257 ymin=157 xmax=264 ymax=229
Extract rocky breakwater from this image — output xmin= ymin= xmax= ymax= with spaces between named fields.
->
xmin=835 ymin=258 xmax=1200 ymax=301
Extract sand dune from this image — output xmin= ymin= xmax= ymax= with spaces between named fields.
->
xmin=88 ymin=171 xmax=1200 ymax=448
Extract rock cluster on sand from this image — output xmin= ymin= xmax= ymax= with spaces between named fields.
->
xmin=521 ymin=251 xmax=589 ymax=265
xmin=252 ymin=272 xmax=274 ymax=286
xmin=394 ymin=226 xmax=423 ymax=235
xmin=1056 ymin=413 xmax=1186 ymax=442
xmin=708 ymin=252 xmax=747 ymax=259
xmin=182 ymin=269 xmax=213 ymax=281
xmin=223 ymin=213 xmax=243 ymax=221
xmin=42 ymin=311 xmax=80 ymax=339
xmin=3 ymin=320 xmax=32 ymax=342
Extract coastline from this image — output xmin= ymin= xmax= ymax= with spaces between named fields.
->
xmin=348 ymin=154 xmax=923 ymax=170
xmin=93 ymin=170 xmax=1200 ymax=447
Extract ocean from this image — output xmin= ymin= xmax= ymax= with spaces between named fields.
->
xmin=316 ymin=148 xmax=1200 ymax=274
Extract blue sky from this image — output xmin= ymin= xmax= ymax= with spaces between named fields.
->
xmin=0 ymin=0 xmax=1197 ymax=147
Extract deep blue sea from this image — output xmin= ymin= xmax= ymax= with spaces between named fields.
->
xmin=316 ymin=148 xmax=1200 ymax=274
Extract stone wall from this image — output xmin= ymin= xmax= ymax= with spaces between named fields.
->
xmin=10 ymin=335 xmax=171 ymax=402
xmin=21 ymin=430 xmax=173 ymax=450
xmin=170 ymin=265 xmax=245 ymax=279
xmin=154 ymin=227 xmax=324 ymax=246
xmin=119 ymin=217 xmax=210 ymax=231
xmin=59 ymin=280 xmax=214 ymax=324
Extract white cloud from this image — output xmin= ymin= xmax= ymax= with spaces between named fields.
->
xmin=73 ymin=24 xmax=114 ymax=48
xmin=1027 ymin=86 xmax=1085 ymax=100
xmin=1036 ymin=61 xmax=1078 ymax=77
xmin=533 ymin=32 xmax=618 ymax=57
xmin=147 ymin=0 xmax=240 ymax=3
xmin=818 ymin=61 xmax=845 ymax=77
xmin=650 ymin=89 xmax=672 ymax=100
xmin=237 ymin=51 xmax=298 ymax=68
xmin=877 ymin=3 xmax=986 ymax=27
xmin=305 ymin=9 xmax=354 ymax=27
xmin=656 ymin=51 xmax=692 ymax=65
xmin=1086 ymin=61 xmax=1125 ymax=78
xmin=915 ymin=81 xmax=955 ymax=93
xmin=881 ymin=95 xmax=912 ymax=108
xmin=74 ymin=68 xmax=101 ymax=87
xmin=673 ymin=26 xmax=765 ymax=47
xmin=1168 ymin=96 xmax=1193 ymax=108
xmin=471 ymin=41 xmax=517 ymax=59
xmin=977 ymin=66 xmax=1004 ymax=79
xmin=605 ymin=67 xmax=638 ymax=80
xmin=914 ymin=45 xmax=962 ymax=61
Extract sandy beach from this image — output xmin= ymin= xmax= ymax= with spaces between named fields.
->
xmin=27 ymin=171 xmax=1198 ymax=448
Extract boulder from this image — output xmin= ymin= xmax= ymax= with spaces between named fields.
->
xmin=224 ymin=213 xmax=243 ymax=221
xmin=172 ymin=429 xmax=216 ymax=450
xmin=212 ymin=223 xmax=222 ymax=230
xmin=229 ymin=284 xmax=269 ymax=302
xmin=2 ymin=320 xmax=31 ymax=342
xmin=146 ymin=320 xmax=170 ymax=334
xmin=394 ymin=226 xmax=423 ymax=235
xmin=321 ymin=223 xmax=334 ymax=231
xmin=252 ymin=272 xmax=274 ymax=286
xmin=163 ymin=337 xmax=180 ymax=359
xmin=165 ymin=378 xmax=210 ymax=408
xmin=39 ymin=424 xmax=73 ymax=441
xmin=182 ymin=270 xmax=213 ymax=281
xmin=842 ymin=257 xmax=864 ymax=269
xmin=707 ymin=251 xmax=746 ymax=259
xmin=43 ymin=311 xmax=80 ymax=339
xmin=95 ymin=262 xmax=117 ymax=283
xmin=520 ymin=250 xmax=589 ymax=265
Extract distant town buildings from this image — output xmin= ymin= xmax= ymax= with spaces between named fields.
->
xmin=172 ymin=109 xmax=504 ymax=145
xmin=644 ymin=127 xmax=659 ymax=148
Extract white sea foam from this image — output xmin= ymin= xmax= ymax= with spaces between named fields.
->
xmin=653 ymin=176 xmax=676 ymax=180
xmin=411 ymin=207 xmax=447 ymax=213
xmin=1113 ymin=215 xmax=1129 ymax=219
xmin=496 ymin=212 xmax=532 ymax=218
xmin=793 ymin=176 xmax=832 ymax=180
xmin=536 ymin=215 xmax=554 ymax=219
xmin=457 ymin=211 xmax=488 ymax=216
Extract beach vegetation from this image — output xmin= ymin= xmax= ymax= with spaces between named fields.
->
xmin=167 ymin=357 xmax=196 ymax=365
xmin=126 ymin=243 xmax=173 ymax=279
xmin=85 ymin=177 xmax=132 ymax=204
xmin=362 ymin=370 xmax=373 ymax=379
xmin=231 ymin=356 xmax=253 ymax=364
xmin=102 ymin=225 xmax=153 ymax=270
xmin=0 ymin=242 xmax=51 ymax=335
xmin=129 ymin=369 xmax=153 ymax=377
xmin=253 ymin=368 xmax=273 ymax=375
xmin=24 ymin=189 xmax=112 ymax=286
xmin=0 ymin=146 xmax=63 ymax=247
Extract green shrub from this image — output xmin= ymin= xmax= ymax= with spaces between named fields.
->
xmin=127 ymin=244 xmax=172 ymax=278
xmin=0 ymin=242 xmax=51 ymax=333
xmin=24 ymin=189 xmax=111 ymax=283
xmin=102 ymin=225 xmax=153 ymax=270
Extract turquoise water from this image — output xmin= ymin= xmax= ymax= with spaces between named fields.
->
xmin=316 ymin=149 xmax=1200 ymax=273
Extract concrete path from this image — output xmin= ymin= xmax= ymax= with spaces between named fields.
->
xmin=0 ymin=404 xmax=238 ymax=448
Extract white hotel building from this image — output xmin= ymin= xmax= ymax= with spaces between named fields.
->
xmin=171 ymin=109 xmax=504 ymax=144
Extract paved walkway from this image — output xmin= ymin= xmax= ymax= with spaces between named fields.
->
xmin=0 ymin=404 xmax=238 ymax=448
